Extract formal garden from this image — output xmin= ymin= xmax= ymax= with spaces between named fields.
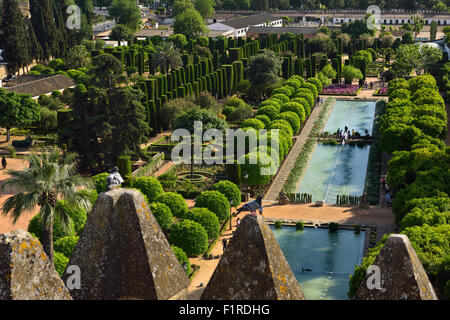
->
xmin=1 ymin=1 xmax=449 ymax=299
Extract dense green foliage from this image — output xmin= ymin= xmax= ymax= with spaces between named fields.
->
xmin=211 ymin=180 xmax=241 ymax=207
xmin=185 ymin=207 xmax=220 ymax=239
xmin=54 ymin=236 xmax=79 ymax=259
xmin=170 ymin=219 xmax=209 ymax=256
xmin=195 ymin=190 xmax=230 ymax=222
xmin=132 ymin=177 xmax=164 ymax=203
xmin=155 ymin=192 xmax=188 ymax=218
xmin=149 ymin=202 xmax=173 ymax=232
xmin=172 ymin=245 xmax=191 ymax=275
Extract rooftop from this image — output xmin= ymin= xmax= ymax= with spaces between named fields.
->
xmin=219 ymin=13 xmax=281 ymax=29
xmin=3 ymin=74 xmax=75 ymax=98
xmin=247 ymin=26 xmax=340 ymax=35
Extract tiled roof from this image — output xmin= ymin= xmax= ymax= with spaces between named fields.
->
xmin=220 ymin=13 xmax=281 ymax=29
xmin=4 ymin=74 xmax=74 ymax=98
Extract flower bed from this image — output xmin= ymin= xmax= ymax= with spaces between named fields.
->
xmin=320 ymin=85 xmax=361 ymax=96
xmin=373 ymin=87 xmax=388 ymax=96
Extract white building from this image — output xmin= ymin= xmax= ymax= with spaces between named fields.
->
xmin=208 ymin=13 xmax=282 ymax=38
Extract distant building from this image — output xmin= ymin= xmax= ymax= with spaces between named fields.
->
xmin=208 ymin=13 xmax=283 ymax=38
xmin=246 ymin=26 xmax=340 ymax=39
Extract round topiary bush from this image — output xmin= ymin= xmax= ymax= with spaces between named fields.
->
xmin=272 ymin=86 xmax=293 ymax=97
xmin=170 ymin=219 xmax=208 ymax=256
xmin=224 ymin=96 xmax=246 ymax=109
xmin=307 ymin=77 xmax=323 ymax=93
xmin=132 ymin=176 xmax=164 ymax=203
xmin=296 ymin=89 xmax=314 ymax=109
xmin=54 ymin=235 xmax=79 ymax=258
xmin=28 ymin=214 xmax=75 ymax=242
xmin=149 ymin=202 xmax=173 ymax=232
xmin=185 ymin=207 xmax=220 ymax=239
xmin=285 ymin=78 xmax=302 ymax=91
xmin=270 ymin=93 xmax=290 ymax=104
xmin=171 ymin=245 xmax=191 ymax=275
xmin=241 ymin=118 xmax=265 ymax=130
xmin=256 ymin=105 xmax=279 ymax=120
xmin=270 ymin=119 xmax=294 ymax=137
xmin=195 ymin=190 xmax=230 ymax=222
xmin=212 ymin=180 xmax=241 ymax=207
xmin=155 ymin=192 xmax=188 ymax=219
xmin=255 ymin=114 xmax=271 ymax=127
xmin=93 ymin=172 xmax=109 ymax=193
xmin=291 ymin=97 xmax=311 ymax=116
xmin=277 ymin=111 xmax=301 ymax=135
xmin=300 ymin=83 xmax=318 ymax=98
xmin=55 ymin=200 xmax=87 ymax=234
xmin=54 ymin=252 xmax=69 ymax=276
xmin=280 ymin=101 xmax=306 ymax=123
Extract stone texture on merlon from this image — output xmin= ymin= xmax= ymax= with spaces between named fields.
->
xmin=355 ymin=234 xmax=438 ymax=300
xmin=62 ymin=188 xmax=190 ymax=300
xmin=201 ymin=214 xmax=305 ymax=300
xmin=0 ymin=230 xmax=72 ymax=300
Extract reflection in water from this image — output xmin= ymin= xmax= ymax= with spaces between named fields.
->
xmin=271 ymin=226 xmax=365 ymax=300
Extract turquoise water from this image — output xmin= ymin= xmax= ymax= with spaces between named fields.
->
xmin=270 ymin=226 xmax=365 ymax=300
xmin=323 ymin=100 xmax=376 ymax=135
xmin=296 ymin=143 xmax=371 ymax=203
xmin=296 ymin=100 xmax=375 ymax=203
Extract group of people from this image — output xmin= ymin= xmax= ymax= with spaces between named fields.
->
xmin=363 ymin=81 xmax=374 ymax=89
xmin=380 ymin=177 xmax=393 ymax=207
xmin=335 ymin=126 xmax=370 ymax=144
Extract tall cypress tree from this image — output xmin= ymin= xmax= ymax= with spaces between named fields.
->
xmin=26 ymin=18 xmax=43 ymax=65
xmin=29 ymin=0 xmax=61 ymax=60
xmin=0 ymin=0 xmax=29 ymax=75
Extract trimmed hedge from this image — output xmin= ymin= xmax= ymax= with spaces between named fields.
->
xmin=211 ymin=180 xmax=241 ymax=207
xmin=150 ymin=202 xmax=173 ymax=232
xmin=241 ymin=118 xmax=265 ymax=130
xmin=280 ymin=102 xmax=306 ymax=123
xmin=195 ymin=190 xmax=230 ymax=222
xmin=132 ymin=176 xmax=164 ymax=203
xmin=185 ymin=207 xmax=220 ymax=239
xmin=54 ymin=252 xmax=69 ymax=276
xmin=170 ymin=219 xmax=208 ymax=256
xmin=155 ymin=192 xmax=188 ymax=218
xmin=172 ymin=245 xmax=191 ymax=275
xmin=93 ymin=172 xmax=109 ymax=194
xmin=256 ymin=105 xmax=279 ymax=120
xmin=277 ymin=111 xmax=301 ymax=134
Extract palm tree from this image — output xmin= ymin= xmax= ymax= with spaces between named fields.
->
xmin=1 ymin=148 xmax=92 ymax=262
xmin=153 ymin=41 xmax=183 ymax=74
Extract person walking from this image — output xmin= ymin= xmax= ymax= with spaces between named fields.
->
xmin=236 ymin=217 xmax=240 ymax=227
xmin=222 ymin=238 xmax=227 ymax=251
xmin=1 ymin=156 xmax=6 ymax=169
xmin=385 ymin=192 xmax=391 ymax=208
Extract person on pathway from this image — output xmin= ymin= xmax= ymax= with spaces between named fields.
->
xmin=385 ymin=192 xmax=391 ymax=207
xmin=222 ymin=238 xmax=228 ymax=251
xmin=381 ymin=177 xmax=387 ymax=191
xmin=344 ymin=126 xmax=348 ymax=133
xmin=236 ymin=217 xmax=240 ymax=227
xmin=1 ymin=156 xmax=6 ymax=169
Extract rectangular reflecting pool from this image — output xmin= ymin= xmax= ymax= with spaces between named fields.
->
xmin=296 ymin=143 xmax=371 ymax=203
xmin=270 ymin=226 xmax=365 ymax=300
xmin=296 ymin=100 xmax=376 ymax=203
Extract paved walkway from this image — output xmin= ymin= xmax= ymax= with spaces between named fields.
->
xmin=264 ymin=99 xmax=327 ymax=202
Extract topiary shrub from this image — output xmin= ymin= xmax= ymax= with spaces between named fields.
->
xmin=300 ymin=83 xmax=318 ymax=98
xmin=170 ymin=219 xmax=208 ymax=256
xmin=275 ymin=220 xmax=283 ymax=229
xmin=54 ymin=236 xmax=79 ymax=258
xmin=93 ymin=172 xmax=109 ymax=194
xmin=259 ymin=99 xmax=281 ymax=110
xmin=270 ymin=93 xmax=290 ymax=104
xmin=240 ymin=151 xmax=275 ymax=186
xmin=256 ymin=105 xmax=279 ymax=120
xmin=272 ymin=86 xmax=293 ymax=97
xmin=195 ymin=190 xmax=230 ymax=222
xmin=241 ymin=118 xmax=265 ymax=130
xmin=226 ymin=104 xmax=253 ymax=122
xmin=211 ymin=180 xmax=241 ymax=207
xmin=307 ymin=77 xmax=323 ymax=93
xmin=132 ymin=176 xmax=164 ymax=203
xmin=291 ymin=97 xmax=311 ymax=116
xmin=224 ymin=96 xmax=246 ymax=109
xmin=28 ymin=214 xmax=75 ymax=242
xmin=255 ymin=114 xmax=271 ymax=127
xmin=295 ymin=89 xmax=314 ymax=109
xmin=157 ymin=171 xmax=178 ymax=191
xmin=277 ymin=111 xmax=301 ymax=134
xmin=54 ymin=252 xmax=69 ymax=276
xmin=185 ymin=208 xmax=220 ymax=239
xmin=270 ymin=119 xmax=294 ymax=136
xmin=149 ymin=202 xmax=173 ymax=232
xmin=222 ymin=105 xmax=236 ymax=119
xmin=55 ymin=200 xmax=87 ymax=234
xmin=281 ymin=102 xmax=306 ymax=124
xmin=117 ymin=155 xmax=132 ymax=178
xmin=171 ymin=245 xmax=191 ymax=275
xmin=155 ymin=192 xmax=188 ymax=218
